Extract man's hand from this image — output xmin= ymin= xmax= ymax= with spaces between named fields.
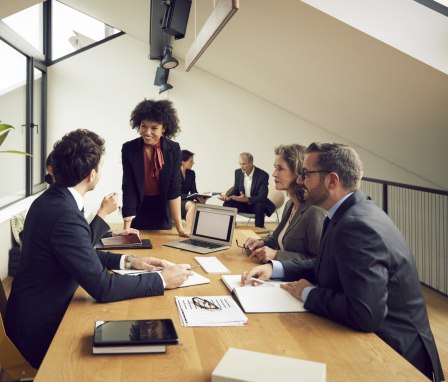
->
xmin=130 ymin=256 xmax=168 ymax=271
xmin=244 ymin=238 xmax=264 ymax=255
xmin=97 ymin=192 xmax=118 ymax=218
xmin=280 ymin=279 xmax=314 ymax=301
xmin=161 ymin=264 xmax=193 ymax=289
xmin=218 ymin=194 xmax=231 ymax=201
xmin=240 ymin=264 xmax=273 ymax=286
xmin=249 ymin=246 xmax=278 ymax=263
xmin=111 ymin=228 xmax=139 ymax=237
xmin=230 ymin=192 xmax=249 ymax=203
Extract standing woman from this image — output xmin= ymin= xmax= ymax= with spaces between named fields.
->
xmin=244 ymin=144 xmax=326 ymax=262
xmin=180 ymin=150 xmax=207 ymax=228
xmin=121 ymin=99 xmax=188 ymax=237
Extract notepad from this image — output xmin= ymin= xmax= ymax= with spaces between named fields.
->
xmin=194 ymin=256 xmax=230 ymax=274
xmin=221 ymin=275 xmax=306 ymax=313
xmin=175 ymin=296 xmax=248 ymax=327
xmin=100 ymin=234 xmax=142 ymax=248
xmin=113 ymin=268 xmax=210 ymax=288
xmin=185 ymin=193 xmax=213 ymax=201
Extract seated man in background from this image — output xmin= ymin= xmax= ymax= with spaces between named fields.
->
xmin=5 ymin=129 xmax=192 ymax=369
xmin=242 ymin=142 xmax=444 ymax=382
xmin=219 ymin=152 xmax=274 ymax=228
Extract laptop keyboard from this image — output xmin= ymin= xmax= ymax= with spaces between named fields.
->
xmin=182 ymin=239 xmax=224 ymax=249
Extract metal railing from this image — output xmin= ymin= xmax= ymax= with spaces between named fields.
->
xmin=361 ymin=177 xmax=448 ymax=296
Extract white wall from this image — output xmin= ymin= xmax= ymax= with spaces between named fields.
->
xmin=47 ymin=34 xmax=437 ymax=218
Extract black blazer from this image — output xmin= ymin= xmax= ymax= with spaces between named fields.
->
xmin=4 ymin=186 xmax=164 ymax=368
xmin=181 ymin=169 xmax=198 ymax=199
xmin=280 ymin=191 xmax=443 ymax=381
xmin=121 ymin=136 xmax=182 ymax=218
xmin=231 ymin=167 xmax=275 ymax=215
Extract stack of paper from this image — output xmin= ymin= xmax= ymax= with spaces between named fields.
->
xmin=212 ymin=348 xmax=326 ymax=382
xmin=175 ymin=296 xmax=248 ymax=327
xmin=194 ymin=256 xmax=230 ymax=274
xmin=221 ymin=275 xmax=306 ymax=313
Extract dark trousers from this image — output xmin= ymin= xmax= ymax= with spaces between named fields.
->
xmin=131 ymin=195 xmax=172 ymax=230
xmin=223 ymin=200 xmax=268 ymax=228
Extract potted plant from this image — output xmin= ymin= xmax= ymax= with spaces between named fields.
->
xmin=0 ymin=123 xmax=31 ymax=155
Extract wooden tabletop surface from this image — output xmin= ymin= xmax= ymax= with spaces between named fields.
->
xmin=34 ymin=229 xmax=427 ymax=382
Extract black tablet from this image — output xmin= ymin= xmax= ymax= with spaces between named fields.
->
xmin=93 ymin=319 xmax=178 ymax=347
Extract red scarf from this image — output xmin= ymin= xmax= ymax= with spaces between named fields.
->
xmin=152 ymin=142 xmax=164 ymax=177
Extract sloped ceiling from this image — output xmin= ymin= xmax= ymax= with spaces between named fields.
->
xmin=12 ymin=0 xmax=448 ymax=190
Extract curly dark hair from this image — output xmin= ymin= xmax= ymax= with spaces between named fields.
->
xmin=130 ymin=99 xmax=181 ymax=138
xmin=45 ymin=151 xmax=55 ymax=185
xmin=52 ymin=129 xmax=105 ymax=187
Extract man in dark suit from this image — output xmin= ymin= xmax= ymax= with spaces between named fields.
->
xmin=243 ymin=143 xmax=444 ymax=381
xmin=5 ymin=129 xmax=191 ymax=369
xmin=219 ymin=152 xmax=275 ymax=228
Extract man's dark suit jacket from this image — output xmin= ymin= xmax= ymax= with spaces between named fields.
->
xmin=230 ymin=167 xmax=275 ymax=215
xmin=121 ymin=136 xmax=182 ymax=221
xmin=5 ymin=186 xmax=164 ymax=368
xmin=181 ymin=169 xmax=198 ymax=199
xmin=280 ymin=190 xmax=443 ymax=381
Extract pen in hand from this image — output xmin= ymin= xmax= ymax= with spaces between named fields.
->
xmin=250 ymin=277 xmax=275 ymax=287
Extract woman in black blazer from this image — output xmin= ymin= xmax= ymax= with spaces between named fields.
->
xmin=121 ymin=99 xmax=188 ymax=236
xmin=180 ymin=150 xmax=207 ymax=228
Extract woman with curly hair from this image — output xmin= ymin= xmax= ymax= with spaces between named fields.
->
xmin=121 ymin=99 xmax=188 ymax=236
xmin=243 ymin=144 xmax=326 ymax=262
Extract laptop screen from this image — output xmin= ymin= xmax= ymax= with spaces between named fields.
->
xmin=192 ymin=208 xmax=235 ymax=242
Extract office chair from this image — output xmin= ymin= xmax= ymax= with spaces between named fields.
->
xmin=237 ymin=185 xmax=285 ymax=225
xmin=0 ymin=282 xmax=37 ymax=381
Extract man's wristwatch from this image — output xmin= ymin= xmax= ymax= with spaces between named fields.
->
xmin=124 ymin=255 xmax=136 ymax=270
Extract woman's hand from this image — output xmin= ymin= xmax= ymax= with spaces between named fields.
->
xmin=244 ymin=238 xmax=264 ymax=254
xmin=249 ymin=246 xmax=278 ymax=263
xmin=177 ymin=227 xmax=190 ymax=238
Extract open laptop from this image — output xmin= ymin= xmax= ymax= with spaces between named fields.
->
xmin=164 ymin=204 xmax=237 ymax=254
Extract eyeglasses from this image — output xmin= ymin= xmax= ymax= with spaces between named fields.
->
xmin=298 ymin=169 xmax=329 ymax=181
xmin=235 ymin=239 xmax=248 ymax=254
xmin=192 ymin=297 xmax=221 ymax=310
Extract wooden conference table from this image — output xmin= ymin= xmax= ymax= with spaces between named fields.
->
xmin=34 ymin=229 xmax=427 ymax=382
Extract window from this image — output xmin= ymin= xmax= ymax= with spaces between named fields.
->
xmin=52 ymin=1 xmax=121 ymax=61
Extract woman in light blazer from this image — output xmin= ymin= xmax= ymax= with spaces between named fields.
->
xmin=244 ymin=144 xmax=326 ymax=262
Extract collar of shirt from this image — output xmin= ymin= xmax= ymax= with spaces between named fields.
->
xmin=67 ymin=187 xmax=84 ymax=212
xmin=327 ymin=192 xmax=353 ymax=220
xmin=242 ymin=167 xmax=255 ymax=179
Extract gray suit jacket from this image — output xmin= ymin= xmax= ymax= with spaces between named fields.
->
xmin=263 ymin=200 xmax=326 ymax=261
xmin=280 ymin=191 xmax=443 ymax=381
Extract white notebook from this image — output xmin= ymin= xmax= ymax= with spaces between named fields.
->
xmin=194 ymin=256 xmax=230 ymax=274
xmin=221 ymin=275 xmax=306 ymax=313
xmin=113 ymin=268 xmax=210 ymax=288
xmin=212 ymin=348 xmax=326 ymax=382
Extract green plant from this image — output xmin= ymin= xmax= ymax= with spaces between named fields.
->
xmin=0 ymin=123 xmax=31 ymax=155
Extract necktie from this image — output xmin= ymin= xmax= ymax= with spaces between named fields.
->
xmin=321 ymin=216 xmax=330 ymax=238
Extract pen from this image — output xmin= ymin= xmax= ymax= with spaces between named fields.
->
xmin=250 ymin=277 xmax=275 ymax=287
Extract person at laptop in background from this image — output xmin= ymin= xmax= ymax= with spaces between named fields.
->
xmin=121 ymin=99 xmax=188 ymax=237
xmin=45 ymin=151 xmax=138 ymax=246
xmin=180 ymin=149 xmax=207 ymax=230
xmin=241 ymin=142 xmax=444 ymax=381
xmin=219 ymin=152 xmax=275 ymax=228
xmin=5 ymin=129 xmax=192 ymax=369
xmin=243 ymin=144 xmax=326 ymax=262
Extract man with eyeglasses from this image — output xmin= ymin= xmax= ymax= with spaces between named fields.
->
xmin=242 ymin=142 xmax=443 ymax=381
